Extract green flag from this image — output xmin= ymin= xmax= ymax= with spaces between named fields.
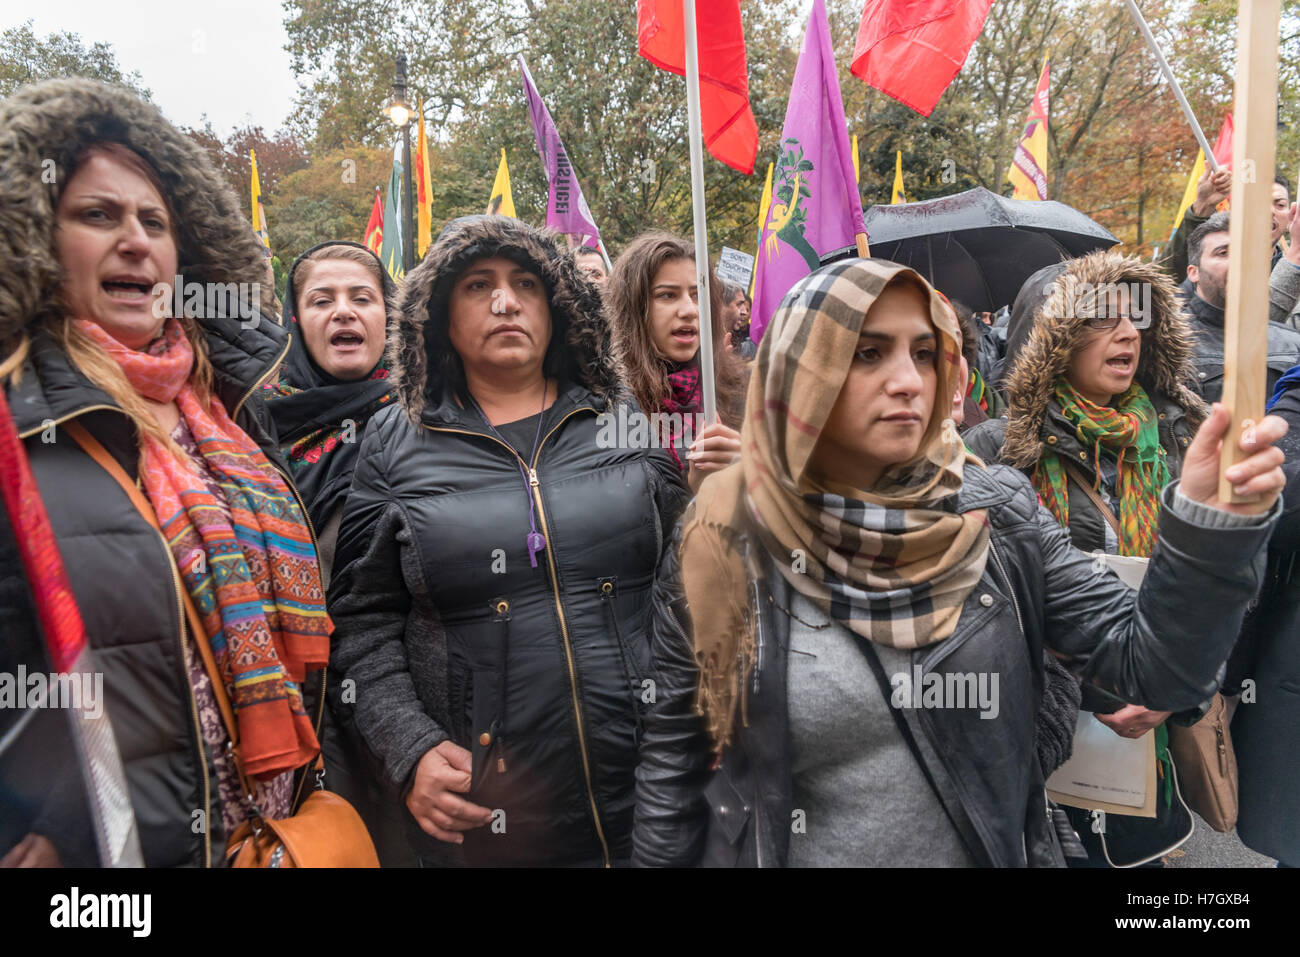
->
xmin=380 ymin=155 xmax=405 ymax=280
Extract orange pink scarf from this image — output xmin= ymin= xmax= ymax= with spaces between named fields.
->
xmin=76 ymin=318 xmax=330 ymax=778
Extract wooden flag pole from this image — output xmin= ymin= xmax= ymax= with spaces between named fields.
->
xmin=855 ymin=233 xmax=871 ymax=258
xmin=683 ymin=0 xmax=717 ymax=423
xmin=1123 ymin=0 xmax=1221 ymax=172
xmin=1219 ymin=0 xmax=1280 ymax=505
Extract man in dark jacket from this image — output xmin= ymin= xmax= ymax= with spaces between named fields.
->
xmin=1231 ymin=369 xmax=1300 ymax=867
xmin=329 ymin=217 xmax=688 ymax=867
xmin=1183 ymin=212 xmax=1300 ymax=403
xmin=1161 ymin=172 xmax=1300 ymax=326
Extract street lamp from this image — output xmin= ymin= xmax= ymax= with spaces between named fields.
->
xmin=385 ymin=53 xmax=416 ymax=273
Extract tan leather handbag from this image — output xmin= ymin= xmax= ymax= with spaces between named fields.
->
xmin=65 ymin=420 xmax=380 ymax=867
xmin=1064 ymin=461 xmax=1239 ymax=833
xmin=1166 ymin=692 xmax=1238 ymax=832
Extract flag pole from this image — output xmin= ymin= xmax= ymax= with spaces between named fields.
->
xmin=683 ymin=0 xmax=717 ymax=424
xmin=1122 ymin=0 xmax=1220 ymax=171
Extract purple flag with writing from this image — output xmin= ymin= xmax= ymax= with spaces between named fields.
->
xmin=751 ymin=0 xmax=866 ymax=341
xmin=519 ymin=56 xmax=601 ymax=248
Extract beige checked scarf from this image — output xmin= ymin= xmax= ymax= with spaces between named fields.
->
xmin=682 ymin=259 xmax=991 ymax=749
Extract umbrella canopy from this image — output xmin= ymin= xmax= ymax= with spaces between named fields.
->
xmin=862 ymin=187 xmax=1119 ymax=313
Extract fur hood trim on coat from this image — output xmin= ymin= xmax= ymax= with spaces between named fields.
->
xmin=0 ymin=78 xmax=274 ymax=347
xmin=999 ymin=249 xmax=1206 ymax=468
xmin=391 ymin=215 xmax=619 ymax=420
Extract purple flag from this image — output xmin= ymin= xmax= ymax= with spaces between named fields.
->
xmin=519 ymin=56 xmax=601 ymax=247
xmin=751 ymin=0 xmax=866 ymax=341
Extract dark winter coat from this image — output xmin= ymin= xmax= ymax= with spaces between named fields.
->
xmin=328 ymin=216 xmax=689 ymax=867
xmin=1181 ymin=291 xmax=1300 ymax=404
xmin=632 ymin=463 xmax=1277 ymax=868
xmin=0 ymin=79 xmax=325 ymax=868
xmin=1232 ymin=382 xmax=1300 ymax=865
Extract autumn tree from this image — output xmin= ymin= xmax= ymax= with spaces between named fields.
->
xmin=0 ymin=19 xmax=148 ymax=98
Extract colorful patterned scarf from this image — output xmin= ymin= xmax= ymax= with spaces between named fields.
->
xmin=76 ymin=319 xmax=330 ymax=778
xmin=680 ymin=260 xmax=991 ymax=749
xmin=1032 ymin=378 xmax=1167 ymax=558
xmin=661 ymin=363 xmax=701 ymax=471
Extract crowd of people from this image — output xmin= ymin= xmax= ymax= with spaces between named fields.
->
xmin=2 ymin=78 xmax=1297 ymax=870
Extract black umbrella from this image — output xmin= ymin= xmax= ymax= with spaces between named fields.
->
xmin=862 ymin=187 xmax=1119 ymax=313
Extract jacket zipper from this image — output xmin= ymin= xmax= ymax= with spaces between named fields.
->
xmin=425 ymin=406 xmax=613 ymax=867
xmin=989 ymin=539 xmax=1024 ymax=635
xmin=230 ymin=333 xmax=292 ymax=422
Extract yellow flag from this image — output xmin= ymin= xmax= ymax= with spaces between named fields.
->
xmin=852 ymin=134 xmax=860 ymax=186
xmin=891 ymin=150 xmax=905 ymax=204
xmin=250 ymin=149 xmax=269 ymax=251
xmin=416 ymin=101 xmax=434 ymax=259
xmin=1171 ymin=149 xmax=1207 ymax=234
xmin=1008 ymin=58 xmax=1050 ymax=200
xmin=751 ymin=161 xmax=774 ymax=299
xmin=487 ymin=149 xmax=517 ymax=218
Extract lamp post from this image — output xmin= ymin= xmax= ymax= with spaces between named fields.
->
xmin=386 ymin=53 xmax=416 ymax=273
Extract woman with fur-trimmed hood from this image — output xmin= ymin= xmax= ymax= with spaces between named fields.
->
xmin=0 ymin=79 xmax=330 ymax=867
xmin=965 ymin=250 xmax=1209 ymax=867
xmin=328 ymin=216 xmax=688 ymax=867
xmin=966 ymin=251 xmax=1206 ymax=554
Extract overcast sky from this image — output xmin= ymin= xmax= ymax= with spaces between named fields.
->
xmin=11 ymin=0 xmax=299 ymax=135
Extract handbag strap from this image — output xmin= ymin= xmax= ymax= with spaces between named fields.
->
xmin=847 ymin=632 xmax=993 ymax=867
xmin=1062 ymin=460 xmax=1122 ymax=538
xmin=62 ymin=419 xmax=256 ymax=796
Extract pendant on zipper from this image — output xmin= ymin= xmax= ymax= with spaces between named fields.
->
xmin=527 ymin=530 xmax=546 ymax=567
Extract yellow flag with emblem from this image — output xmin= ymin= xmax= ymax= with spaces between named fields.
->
xmin=487 ymin=149 xmax=517 ymax=218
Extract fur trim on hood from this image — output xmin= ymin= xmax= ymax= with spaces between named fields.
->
xmin=999 ymin=249 xmax=1206 ymax=468
xmin=391 ymin=215 xmax=618 ymax=420
xmin=0 ymin=78 xmax=273 ymax=347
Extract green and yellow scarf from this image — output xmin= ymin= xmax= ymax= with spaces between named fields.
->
xmin=1033 ymin=379 xmax=1168 ymax=557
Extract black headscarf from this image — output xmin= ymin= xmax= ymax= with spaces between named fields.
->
xmin=264 ymin=241 xmax=398 ymax=529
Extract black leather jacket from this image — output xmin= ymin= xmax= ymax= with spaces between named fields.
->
xmin=632 ymin=464 xmax=1276 ymax=867
xmin=5 ymin=316 xmax=324 ymax=868
xmin=1184 ymin=291 xmax=1300 ymax=403
xmin=329 ymin=382 xmax=687 ymax=867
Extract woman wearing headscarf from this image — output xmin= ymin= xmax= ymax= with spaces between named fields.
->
xmin=633 ymin=257 xmax=1284 ymax=867
xmin=263 ymin=239 xmax=408 ymax=864
xmin=265 ymin=240 xmax=397 ymax=586
xmin=0 ymin=79 xmax=330 ymax=867
xmin=965 ymin=252 xmax=1209 ymax=866
xmin=329 ymin=216 xmax=688 ymax=866
xmin=605 ymin=232 xmax=746 ymax=491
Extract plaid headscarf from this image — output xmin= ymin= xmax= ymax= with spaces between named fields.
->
xmin=681 ymin=260 xmax=991 ymax=749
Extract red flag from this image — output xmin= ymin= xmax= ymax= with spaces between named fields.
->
xmin=1211 ymin=114 xmax=1233 ymax=168
xmin=363 ymin=186 xmax=383 ymax=256
xmin=637 ymin=0 xmax=757 ymax=174
xmin=851 ymin=0 xmax=994 ymax=118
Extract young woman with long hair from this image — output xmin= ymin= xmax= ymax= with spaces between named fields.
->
xmin=605 ymin=232 xmax=747 ymax=492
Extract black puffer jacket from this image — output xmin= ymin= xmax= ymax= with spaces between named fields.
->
xmin=632 ymin=464 xmax=1277 ymax=867
xmin=329 ymin=217 xmax=688 ymax=867
xmin=0 ymin=79 xmax=324 ymax=868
